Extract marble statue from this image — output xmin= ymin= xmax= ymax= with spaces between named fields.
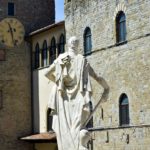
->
xmin=45 ymin=36 xmax=109 ymax=150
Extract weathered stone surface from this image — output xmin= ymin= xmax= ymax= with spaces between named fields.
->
xmin=0 ymin=42 xmax=33 ymax=150
xmin=65 ymin=0 xmax=150 ymax=149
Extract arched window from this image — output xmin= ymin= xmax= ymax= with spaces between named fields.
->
xmin=116 ymin=11 xmax=126 ymax=43
xmin=47 ymin=108 xmax=53 ymax=131
xmin=35 ymin=43 xmax=40 ymax=69
xmin=58 ymin=34 xmax=65 ymax=55
xmin=119 ymin=94 xmax=129 ymax=126
xmin=42 ymin=40 xmax=48 ymax=67
xmin=50 ymin=37 xmax=56 ymax=64
xmin=84 ymin=27 xmax=92 ymax=55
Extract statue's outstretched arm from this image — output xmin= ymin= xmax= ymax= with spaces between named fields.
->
xmin=89 ymin=64 xmax=109 ymax=101
xmin=89 ymin=65 xmax=109 ymax=89
xmin=81 ymin=63 xmax=109 ymax=129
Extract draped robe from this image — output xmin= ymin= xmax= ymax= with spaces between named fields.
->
xmin=45 ymin=53 xmax=92 ymax=150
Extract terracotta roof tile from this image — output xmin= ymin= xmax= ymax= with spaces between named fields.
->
xmin=20 ymin=132 xmax=56 ymax=142
xmin=29 ymin=21 xmax=64 ymax=36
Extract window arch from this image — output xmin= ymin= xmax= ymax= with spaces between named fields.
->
xmin=58 ymin=34 xmax=65 ymax=55
xmin=50 ymin=37 xmax=56 ymax=64
xmin=119 ymin=94 xmax=129 ymax=126
xmin=35 ymin=43 xmax=40 ymax=69
xmin=84 ymin=27 xmax=92 ymax=55
xmin=47 ymin=108 xmax=53 ymax=131
xmin=42 ymin=40 xmax=48 ymax=67
xmin=116 ymin=11 xmax=126 ymax=43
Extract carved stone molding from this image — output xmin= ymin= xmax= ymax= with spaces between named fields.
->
xmin=113 ymin=3 xmax=127 ymax=21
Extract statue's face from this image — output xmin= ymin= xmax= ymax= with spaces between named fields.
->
xmin=72 ymin=39 xmax=79 ymax=48
xmin=68 ymin=36 xmax=79 ymax=50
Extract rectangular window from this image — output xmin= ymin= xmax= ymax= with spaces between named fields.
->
xmin=0 ymin=90 xmax=2 ymax=109
xmin=0 ymin=50 xmax=5 ymax=61
xmin=8 ymin=2 xmax=14 ymax=16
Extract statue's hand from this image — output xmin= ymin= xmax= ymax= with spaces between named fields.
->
xmin=62 ymin=55 xmax=71 ymax=65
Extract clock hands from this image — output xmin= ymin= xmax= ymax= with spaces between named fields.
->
xmin=0 ymin=18 xmax=25 ymax=47
xmin=7 ymin=22 xmax=17 ymax=46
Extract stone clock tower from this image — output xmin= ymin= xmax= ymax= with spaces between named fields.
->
xmin=0 ymin=0 xmax=55 ymax=150
xmin=0 ymin=0 xmax=55 ymax=33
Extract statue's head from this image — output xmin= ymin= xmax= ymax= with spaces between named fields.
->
xmin=68 ymin=36 xmax=79 ymax=50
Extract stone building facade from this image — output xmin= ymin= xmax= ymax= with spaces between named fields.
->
xmin=1 ymin=0 xmax=150 ymax=149
xmin=29 ymin=20 xmax=65 ymax=150
xmin=0 ymin=0 xmax=55 ymax=150
xmin=30 ymin=21 xmax=65 ymax=134
xmin=65 ymin=0 xmax=150 ymax=149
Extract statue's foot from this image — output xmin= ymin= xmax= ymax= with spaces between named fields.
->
xmin=79 ymin=129 xmax=91 ymax=150
xmin=79 ymin=146 xmax=88 ymax=150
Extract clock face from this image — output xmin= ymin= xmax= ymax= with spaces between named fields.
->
xmin=0 ymin=18 xmax=25 ymax=47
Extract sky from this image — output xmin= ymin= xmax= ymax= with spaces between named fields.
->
xmin=55 ymin=0 xmax=64 ymax=22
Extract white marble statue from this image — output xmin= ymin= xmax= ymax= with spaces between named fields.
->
xmin=45 ymin=36 xmax=109 ymax=150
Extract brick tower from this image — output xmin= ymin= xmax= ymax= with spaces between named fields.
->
xmin=0 ymin=0 xmax=55 ymax=33
xmin=0 ymin=0 xmax=55 ymax=150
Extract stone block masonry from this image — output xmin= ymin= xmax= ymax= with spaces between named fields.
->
xmin=65 ymin=0 xmax=150 ymax=149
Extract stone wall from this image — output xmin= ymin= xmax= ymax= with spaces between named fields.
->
xmin=65 ymin=0 xmax=150 ymax=149
xmin=0 ymin=42 xmax=33 ymax=150
xmin=0 ymin=0 xmax=55 ymax=33
xmin=92 ymin=126 xmax=150 ymax=150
